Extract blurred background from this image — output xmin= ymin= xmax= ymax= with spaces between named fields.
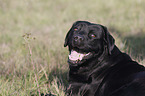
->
xmin=0 ymin=0 xmax=145 ymax=95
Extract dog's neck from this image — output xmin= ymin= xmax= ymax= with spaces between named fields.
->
xmin=68 ymin=46 xmax=125 ymax=83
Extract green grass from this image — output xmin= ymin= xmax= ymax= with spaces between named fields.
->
xmin=0 ymin=0 xmax=145 ymax=95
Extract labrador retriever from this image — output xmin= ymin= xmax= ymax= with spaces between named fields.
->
xmin=64 ymin=21 xmax=145 ymax=96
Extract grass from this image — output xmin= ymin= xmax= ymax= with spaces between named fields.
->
xmin=0 ymin=0 xmax=145 ymax=95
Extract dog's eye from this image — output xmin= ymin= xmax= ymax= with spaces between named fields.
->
xmin=74 ymin=28 xmax=78 ymax=31
xmin=91 ymin=34 xmax=96 ymax=38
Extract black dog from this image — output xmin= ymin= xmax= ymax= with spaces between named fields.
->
xmin=64 ymin=21 xmax=145 ymax=96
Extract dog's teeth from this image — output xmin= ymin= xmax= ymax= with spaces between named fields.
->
xmin=69 ymin=50 xmax=90 ymax=62
xmin=69 ymin=50 xmax=84 ymax=61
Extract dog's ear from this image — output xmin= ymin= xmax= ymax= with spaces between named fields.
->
xmin=64 ymin=21 xmax=80 ymax=47
xmin=64 ymin=27 xmax=72 ymax=47
xmin=101 ymin=25 xmax=115 ymax=55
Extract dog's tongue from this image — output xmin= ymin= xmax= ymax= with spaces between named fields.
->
xmin=69 ymin=50 xmax=85 ymax=61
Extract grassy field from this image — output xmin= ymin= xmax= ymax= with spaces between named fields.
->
xmin=0 ymin=0 xmax=145 ymax=95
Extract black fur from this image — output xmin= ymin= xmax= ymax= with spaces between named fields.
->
xmin=64 ymin=21 xmax=145 ymax=96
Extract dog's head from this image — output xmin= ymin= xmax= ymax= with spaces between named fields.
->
xmin=64 ymin=21 xmax=115 ymax=66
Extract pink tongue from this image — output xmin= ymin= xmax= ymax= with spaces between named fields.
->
xmin=69 ymin=50 xmax=84 ymax=61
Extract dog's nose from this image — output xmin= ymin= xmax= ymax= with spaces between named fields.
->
xmin=74 ymin=35 xmax=83 ymax=42
xmin=73 ymin=35 xmax=84 ymax=45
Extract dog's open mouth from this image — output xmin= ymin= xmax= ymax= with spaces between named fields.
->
xmin=68 ymin=50 xmax=92 ymax=65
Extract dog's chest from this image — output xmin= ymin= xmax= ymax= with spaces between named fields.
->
xmin=68 ymin=73 xmax=108 ymax=96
